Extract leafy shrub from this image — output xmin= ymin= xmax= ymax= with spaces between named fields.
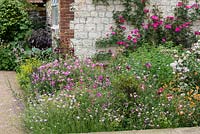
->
xmin=28 ymin=29 xmax=52 ymax=50
xmin=0 ymin=0 xmax=31 ymax=42
xmin=0 ymin=44 xmax=17 ymax=70
xmin=112 ymin=73 xmax=140 ymax=99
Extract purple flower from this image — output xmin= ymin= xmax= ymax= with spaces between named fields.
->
xmin=145 ymin=62 xmax=152 ymax=69
xmin=96 ymin=92 xmax=102 ymax=97
xmin=63 ymin=71 xmax=70 ymax=76
xmin=98 ymin=75 xmax=104 ymax=81
xmin=126 ymin=65 xmax=131 ymax=70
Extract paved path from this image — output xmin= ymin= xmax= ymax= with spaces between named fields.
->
xmin=0 ymin=71 xmax=24 ymax=134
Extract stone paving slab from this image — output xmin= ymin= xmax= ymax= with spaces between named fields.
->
xmin=0 ymin=71 xmax=24 ymax=134
xmin=92 ymin=127 xmax=200 ymax=134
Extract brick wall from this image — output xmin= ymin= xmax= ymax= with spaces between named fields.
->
xmin=60 ymin=0 xmax=74 ymax=51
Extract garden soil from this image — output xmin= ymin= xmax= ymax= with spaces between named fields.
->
xmin=0 ymin=71 xmax=24 ymax=134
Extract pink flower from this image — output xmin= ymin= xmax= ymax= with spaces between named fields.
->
xmin=152 ymin=22 xmax=159 ymax=29
xmin=142 ymin=23 xmax=149 ymax=29
xmin=151 ymin=15 xmax=159 ymax=21
xmin=117 ymin=41 xmax=125 ymax=45
xmin=127 ymin=35 xmax=132 ymax=40
xmin=192 ymin=3 xmax=199 ymax=9
xmin=143 ymin=8 xmax=149 ymax=13
xmin=194 ymin=31 xmax=200 ymax=35
xmin=50 ymin=81 xmax=55 ymax=86
xmin=120 ymin=26 xmax=126 ymax=30
xmin=175 ymin=27 xmax=181 ymax=32
xmin=145 ymin=62 xmax=152 ymax=69
xmin=132 ymin=38 xmax=137 ymax=43
xmin=63 ymin=71 xmax=70 ymax=76
xmin=166 ymin=16 xmax=174 ymax=20
xmin=185 ymin=5 xmax=192 ymax=9
xmin=167 ymin=94 xmax=173 ymax=101
xmin=162 ymin=38 xmax=166 ymax=43
xmin=96 ymin=92 xmax=102 ymax=97
xmin=157 ymin=87 xmax=164 ymax=95
xmin=165 ymin=24 xmax=172 ymax=29
xmin=119 ymin=16 xmax=125 ymax=23
xmin=140 ymin=84 xmax=145 ymax=90
xmin=159 ymin=20 xmax=163 ymax=25
xmin=111 ymin=32 xmax=116 ymax=35
xmin=177 ymin=2 xmax=183 ymax=7
xmin=98 ymin=75 xmax=103 ymax=81
xmin=131 ymin=29 xmax=139 ymax=34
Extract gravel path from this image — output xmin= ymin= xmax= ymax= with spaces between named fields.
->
xmin=0 ymin=71 xmax=24 ymax=134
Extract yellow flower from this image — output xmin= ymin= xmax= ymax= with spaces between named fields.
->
xmin=196 ymin=86 xmax=199 ymax=90
xmin=179 ymin=111 xmax=184 ymax=115
xmin=193 ymin=94 xmax=200 ymax=101
xmin=194 ymin=72 xmax=198 ymax=76
xmin=190 ymin=101 xmax=196 ymax=108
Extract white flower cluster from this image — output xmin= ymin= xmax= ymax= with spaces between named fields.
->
xmin=170 ymin=40 xmax=200 ymax=74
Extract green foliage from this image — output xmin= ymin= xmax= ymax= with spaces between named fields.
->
xmin=24 ymin=89 xmax=115 ymax=133
xmin=112 ymin=73 xmax=140 ymax=99
xmin=17 ymin=58 xmax=42 ymax=93
xmin=0 ymin=0 xmax=31 ymax=42
xmin=111 ymin=45 xmax=175 ymax=88
xmin=0 ymin=44 xmax=17 ymax=70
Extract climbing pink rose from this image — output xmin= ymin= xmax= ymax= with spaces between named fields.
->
xmin=143 ymin=8 xmax=149 ymax=13
xmin=165 ymin=24 xmax=172 ymax=29
xmin=151 ymin=15 xmax=159 ymax=21
xmin=185 ymin=5 xmax=192 ymax=9
xmin=175 ymin=27 xmax=181 ymax=32
xmin=166 ymin=16 xmax=174 ymax=20
xmin=177 ymin=2 xmax=183 ymax=7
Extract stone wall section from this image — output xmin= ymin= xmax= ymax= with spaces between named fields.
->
xmin=70 ymin=0 xmax=124 ymax=56
xmin=68 ymin=0 xmax=199 ymax=57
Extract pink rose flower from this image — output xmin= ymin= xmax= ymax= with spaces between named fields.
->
xmin=175 ymin=27 xmax=181 ymax=32
xmin=143 ymin=8 xmax=149 ymax=13
xmin=151 ymin=15 xmax=159 ymax=21
xmin=185 ymin=5 xmax=192 ymax=9
xmin=166 ymin=16 xmax=174 ymax=20
xmin=177 ymin=2 xmax=183 ymax=7
xmin=165 ymin=24 xmax=172 ymax=29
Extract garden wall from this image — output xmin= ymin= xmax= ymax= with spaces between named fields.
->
xmin=52 ymin=0 xmax=200 ymax=57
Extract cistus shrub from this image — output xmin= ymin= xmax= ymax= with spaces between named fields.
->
xmin=0 ymin=0 xmax=31 ymax=42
